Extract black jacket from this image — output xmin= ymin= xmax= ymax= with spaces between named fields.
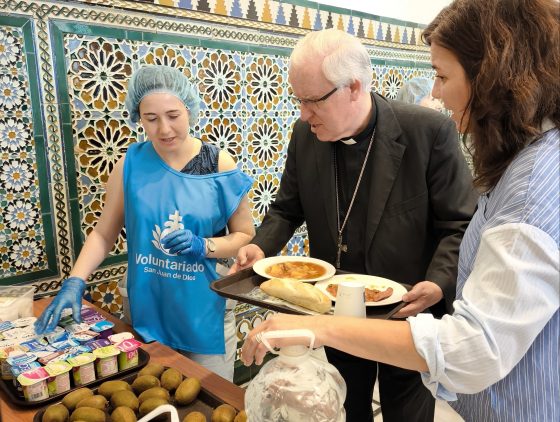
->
xmin=252 ymin=92 xmax=478 ymax=316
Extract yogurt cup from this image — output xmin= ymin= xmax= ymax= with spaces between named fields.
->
xmin=1 ymin=327 xmax=30 ymax=340
xmin=17 ymin=366 xmax=50 ymax=402
xmin=44 ymin=327 xmax=68 ymax=344
xmin=0 ymin=321 xmax=14 ymax=333
xmin=0 ymin=345 xmax=26 ymax=380
xmin=86 ymin=338 xmax=111 ymax=351
xmin=90 ymin=320 xmax=115 ymax=339
xmin=93 ymin=345 xmax=120 ymax=378
xmin=11 ymin=317 xmax=37 ymax=328
xmin=81 ymin=307 xmax=105 ymax=325
xmin=72 ymin=330 xmax=98 ymax=344
xmin=108 ymin=331 xmax=134 ymax=345
xmin=20 ymin=338 xmax=50 ymax=353
xmin=6 ymin=352 xmax=37 ymax=367
xmin=63 ymin=322 xmax=91 ymax=335
xmin=11 ymin=361 xmax=41 ymax=397
xmin=115 ymin=338 xmax=142 ymax=370
xmin=44 ymin=361 xmax=72 ymax=396
xmin=67 ymin=352 xmax=96 ymax=386
xmin=38 ymin=351 xmax=65 ymax=366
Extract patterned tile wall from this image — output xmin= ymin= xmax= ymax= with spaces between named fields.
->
xmin=0 ymin=0 xmax=433 ymax=381
xmin=0 ymin=0 xmax=432 ymax=289
xmin=0 ymin=18 xmax=57 ymax=285
xmin=150 ymin=0 xmax=425 ymax=47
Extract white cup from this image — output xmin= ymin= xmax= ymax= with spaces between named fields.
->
xmin=333 ymin=282 xmax=366 ymax=318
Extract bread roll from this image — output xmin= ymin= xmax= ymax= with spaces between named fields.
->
xmin=260 ymin=278 xmax=332 ymax=313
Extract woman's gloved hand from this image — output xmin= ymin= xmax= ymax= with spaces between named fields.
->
xmin=34 ymin=276 xmax=86 ymax=334
xmin=161 ymin=229 xmax=206 ymax=259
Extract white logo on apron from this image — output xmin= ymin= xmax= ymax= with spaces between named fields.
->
xmin=151 ymin=210 xmax=184 ymax=256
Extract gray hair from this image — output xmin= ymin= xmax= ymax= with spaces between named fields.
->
xmin=290 ymin=29 xmax=372 ymax=92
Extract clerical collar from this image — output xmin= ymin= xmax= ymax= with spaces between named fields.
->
xmin=339 ymin=95 xmax=377 ymax=145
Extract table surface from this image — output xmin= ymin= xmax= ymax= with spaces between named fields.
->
xmin=0 ymin=298 xmax=245 ymax=421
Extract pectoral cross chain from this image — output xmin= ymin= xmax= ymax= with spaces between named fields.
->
xmin=336 ymin=233 xmax=347 ymax=269
xmin=333 ymin=128 xmax=376 ymax=270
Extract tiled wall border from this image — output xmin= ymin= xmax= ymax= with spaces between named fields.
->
xmin=77 ymin=0 xmax=429 ymax=50
xmin=0 ymin=14 xmax=59 ymax=285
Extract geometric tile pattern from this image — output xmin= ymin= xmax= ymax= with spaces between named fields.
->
xmin=62 ymin=32 xmax=432 ymax=266
xmin=0 ymin=23 xmax=51 ymax=282
xmin=152 ymin=0 xmax=427 ymax=47
xmin=0 ymin=0 xmax=438 ymax=382
xmin=0 ymin=0 xmax=433 ymax=314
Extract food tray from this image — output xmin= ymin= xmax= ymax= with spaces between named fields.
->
xmin=0 ymin=347 xmax=150 ymax=408
xmin=33 ymin=369 xmax=226 ymax=422
xmin=210 ymin=268 xmax=411 ymax=319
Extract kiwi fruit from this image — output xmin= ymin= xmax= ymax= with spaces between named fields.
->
xmin=97 ymin=380 xmax=132 ymax=399
xmin=111 ymin=406 xmax=138 ymax=422
xmin=137 ymin=363 xmax=165 ymax=379
xmin=160 ymin=367 xmax=182 ymax=391
xmin=138 ymin=386 xmax=170 ymax=403
xmin=233 ymin=410 xmax=247 ymax=422
xmin=211 ymin=404 xmax=237 ymax=422
xmin=132 ymin=374 xmax=160 ymax=394
xmin=42 ymin=403 xmax=69 ymax=422
xmin=70 ymin=406 xmax=106 ymax=422
xmin=174 ymin=377 xmax=201 ymax=406
xmin=110 ymin=389 xmax=139 ymax=412
xmin=62 ymin=388 xmax=94 ymax=411
xmin=183 ymin=411 xmax=207 ymax=422
xmin=139 ymin=397 xmax=169 ymax=416
xmin=75 ymin=395 xmax=108 ymax=410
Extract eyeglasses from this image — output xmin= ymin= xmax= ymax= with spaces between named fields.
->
xmin=291 ymin=87 xmax=338 ymax=106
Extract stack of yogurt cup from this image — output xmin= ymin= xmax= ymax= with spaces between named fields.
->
xmin=0 ymin=306 xmax=141 ymax=402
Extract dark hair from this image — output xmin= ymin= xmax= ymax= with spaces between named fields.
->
xmin=422 ymin=0 xmax=560 ymax=190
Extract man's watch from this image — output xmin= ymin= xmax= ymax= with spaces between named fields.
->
xmin=205 ymin=238 xmax=216 ymax=255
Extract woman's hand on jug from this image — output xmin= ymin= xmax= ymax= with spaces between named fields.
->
xmin=241 ymin=313 xmax=327 ymax=366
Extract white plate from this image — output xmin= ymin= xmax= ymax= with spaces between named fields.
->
xmin=253 ymin=256 xmax=336 ymax=283
xmin=315 ymin=274 xmax=407 ymax=306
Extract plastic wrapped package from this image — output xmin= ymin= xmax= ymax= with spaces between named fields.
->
xmin=245 ymin=330 xmax=346 ymax=422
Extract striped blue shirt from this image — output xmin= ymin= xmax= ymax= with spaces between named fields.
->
xmin=410 ymin=125 xmax=559 ymax=422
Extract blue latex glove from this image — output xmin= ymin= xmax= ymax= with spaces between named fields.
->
xmin=34 ymin=276 xmax=86 ymax=334
xmin=161 ymin=229 xmax=206 ymax=259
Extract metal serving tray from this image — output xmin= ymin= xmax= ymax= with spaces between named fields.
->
xmin=210 ymin=268 xmax=411 ymax=319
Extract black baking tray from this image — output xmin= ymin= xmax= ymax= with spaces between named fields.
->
xmin=33 ymin=368 xmax=227 ymax=422
xmin=211 ymin=268 xmax=411 ymax=319
xmin=1 ymin=347 xmax=150 ymax=408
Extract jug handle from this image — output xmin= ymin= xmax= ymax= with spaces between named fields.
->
xmin=260 ymin=329 xmax=315 ymax=355
xmin=137 ymin=404 xmax=180 ymax=422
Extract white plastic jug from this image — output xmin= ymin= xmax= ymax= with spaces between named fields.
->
xmin=245 ymin=329 xmax=346 ymax=422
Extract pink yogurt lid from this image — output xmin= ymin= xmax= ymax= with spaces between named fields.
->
xmin=115 ymin=338 xmax=142 ymax=353
xmin=17 ymin=367 xmax=49 ymax=386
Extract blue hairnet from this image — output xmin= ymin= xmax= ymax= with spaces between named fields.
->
xmin=396 ymin=77 xmax=434 ymax=105
xmin=125 ymin=65 xmax=201 ymax=127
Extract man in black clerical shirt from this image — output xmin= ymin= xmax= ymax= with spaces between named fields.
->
xmin=232 ymin=28 xmax=477 ymax=422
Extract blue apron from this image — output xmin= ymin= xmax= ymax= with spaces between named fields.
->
xmin=123 ymin=142 xmax=252 ymax=353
